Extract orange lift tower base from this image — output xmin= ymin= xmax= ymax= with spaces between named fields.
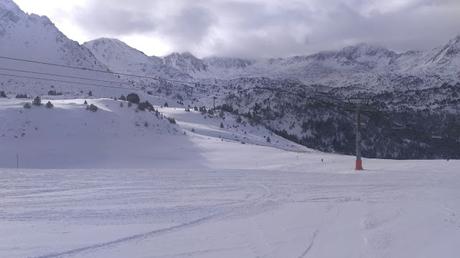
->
xmin=355 ymin=159 xmax=363 ymax=171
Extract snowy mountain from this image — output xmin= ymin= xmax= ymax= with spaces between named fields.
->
xmin=163 ymin=52 xmax=208 ymax=74
xmin=82 ymin=33 xmax=460 ymax=93
xmin=84 ymin=38 xmax=192 ymax=81
xmin=191 ymin=39 xmax=460 ymax=91
xmin=203 ymin=57 xmax=255 ymax=70
xmin=427 ymin=35 xmax=460 ymax=66
xmin=1 ymin=0 xmax=459 ymax=94
xmin=420 ymin=35 xmax=460 ymax=83
xmin=0 ymin=0 xmax=125 ymax=98
xmin=0 ymin=0 xmax=104 ymax=68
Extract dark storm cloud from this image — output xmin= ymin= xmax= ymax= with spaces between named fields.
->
xmin=72 ymin=0 xmax=460 ymax=57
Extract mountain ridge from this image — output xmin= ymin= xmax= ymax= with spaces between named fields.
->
xmin=128 ymin=36 xmax=460 ymax=90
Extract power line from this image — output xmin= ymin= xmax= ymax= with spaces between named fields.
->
xmin=0 ymin=55 xmax=195 ymax=86
xmin=0 ymin=72 xmax=131 ymax=91
xmin=0 ymin=67 xmax=200 ymax=93
xmin=0 ymin=55 xmax=157 ymax=80
xmin=0 ymin=67 xmax=129 ymax=86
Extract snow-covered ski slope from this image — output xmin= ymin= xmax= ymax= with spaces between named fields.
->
xmin=1 ymin=98 xmax=460 ymax=258
xmin=1 ymin=157 xmax=459 ymax=257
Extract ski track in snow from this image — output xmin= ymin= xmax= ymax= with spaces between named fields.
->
xmin=298 ymin=230 xmax=319 ymax=258
xmin=15 ymin=178 xmax=276 ymax=258
xmin=34 ymin=213 xmax=221 ymax=258
xmin=1 ymin=165 xmax=460 ymax=258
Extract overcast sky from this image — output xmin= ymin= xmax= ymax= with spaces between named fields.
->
xmin=13 ymin=0 xmax=460 ymax=58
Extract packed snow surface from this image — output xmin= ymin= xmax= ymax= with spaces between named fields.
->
xmin=0 ymin=97 xmax=459 ymax=257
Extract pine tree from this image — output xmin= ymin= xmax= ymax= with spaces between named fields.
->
xmin=127 ymin=93 xmax=140 ymax=104
xmin=32 ymin=96 xmax=41 ymax=106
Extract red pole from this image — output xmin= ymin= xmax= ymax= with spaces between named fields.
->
xmin=355 ymin=159 xmax=363 ymax=171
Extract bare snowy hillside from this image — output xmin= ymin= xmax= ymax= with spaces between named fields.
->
xmin=0 ymin=98 xmax=187 ymax=168
xmin=0 ymin=96 xmax=307 ymax=169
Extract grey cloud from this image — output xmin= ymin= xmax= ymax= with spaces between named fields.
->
xmin=159 ymin=5 xmax=216 ymax=50
xmin=70 ymin=0 xmax=460 ymax=58
xmin=307 ymin=1 xmax=460 ymax=52
xmin=216 ymin=1 xmax=312 ymax=30
xmin=192 ymin=1 xmax=315 ymax=58
xmin=74 ymin=0 xmax=158 ymax=35
xmin=74 ymin=0 xmax=215 ymax=47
